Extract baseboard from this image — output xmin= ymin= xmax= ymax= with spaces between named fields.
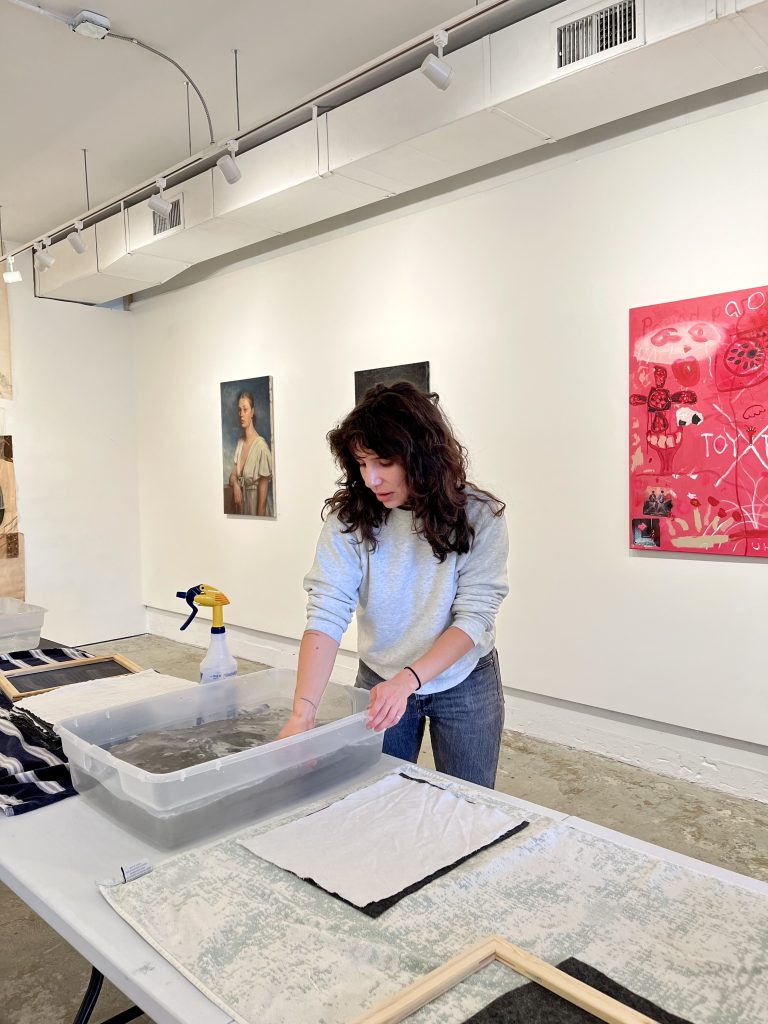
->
xmin=503 ymin=689 xmax=768 ymax=805
xmin=146 ymin=607 xmax=768 ymax=804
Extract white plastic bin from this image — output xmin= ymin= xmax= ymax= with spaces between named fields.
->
xmin=57 ymin=669 xmax=383 ymax=847
xmin=0 ymin=598 xmax=46 ymax=652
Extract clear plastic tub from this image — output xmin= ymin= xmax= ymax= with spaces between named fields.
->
xmin=0 ymin=597 xmax=46 ymax=653
xmin=56 ymin=669 xmax=383 ymax=848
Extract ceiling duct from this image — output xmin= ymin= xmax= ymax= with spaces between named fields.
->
xmin=34 ymin=0 xmax=768 ymax=304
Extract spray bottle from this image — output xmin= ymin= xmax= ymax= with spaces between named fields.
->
xmin=176 ymin=584 xmax=238 ymax=684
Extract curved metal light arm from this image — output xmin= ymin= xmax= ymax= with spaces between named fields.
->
xmin=108 ymin=32 xmax=215 ymax=145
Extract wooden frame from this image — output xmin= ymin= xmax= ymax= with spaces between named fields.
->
xmin=351 ymin=935 xmax=658 ymax=1024
xmin=0 ymin=654 xmax=142 ymax=701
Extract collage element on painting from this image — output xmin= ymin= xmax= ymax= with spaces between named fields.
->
xmin=220 ymin=377 xmax=275 ymax=518
xmin=629 ymin=285 xmax=768 ymax=556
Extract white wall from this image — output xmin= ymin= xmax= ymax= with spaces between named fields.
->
xmin=2 ymin=251 xmax=145 ymax=645
xmin=133 ymin=91 xmax=768 ymax=754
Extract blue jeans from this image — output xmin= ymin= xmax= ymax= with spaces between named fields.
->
xmin=355 ymin=650 xmax=505 ymax=789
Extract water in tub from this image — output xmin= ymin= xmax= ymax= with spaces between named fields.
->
xmin=103 ymin=686 xmax=355 ymax=773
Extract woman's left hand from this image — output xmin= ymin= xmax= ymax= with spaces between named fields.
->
xmin=367 ymin=671 xmax=419 ymax=731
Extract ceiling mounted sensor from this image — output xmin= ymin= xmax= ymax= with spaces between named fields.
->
xmin=421 ymin=30 xmax=453 ymax=91
xmin=71 ymin=9 xmax=110 ymax=39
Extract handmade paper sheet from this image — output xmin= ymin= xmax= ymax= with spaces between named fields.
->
xmin=241 ymin=772 xmax=528 ymax=909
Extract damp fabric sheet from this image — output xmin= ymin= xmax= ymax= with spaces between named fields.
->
xmin=16 ymin=670 xmax=195 ymax=727
xmin=239 ymin=772 xmax=528 ymax=911
xmin=100 ymin=765 xmax=768 ymax=1024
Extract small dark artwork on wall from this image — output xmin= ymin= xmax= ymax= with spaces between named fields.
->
xmin=354 ymin=361 xmax=430 ymax=404
xmin=220 ymin=377 xmax=275 ymax=518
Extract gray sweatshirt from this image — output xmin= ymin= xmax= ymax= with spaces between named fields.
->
xmin=304 ymin=496 xmax=509 ymax=694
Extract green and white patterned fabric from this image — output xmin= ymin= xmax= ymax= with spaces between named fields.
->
xmin=101 ymin=766 xmax=768 ymax=1024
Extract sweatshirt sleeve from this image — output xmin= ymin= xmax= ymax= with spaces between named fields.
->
xmin=451 ymin=501 xmax=509 ymax=645
xmin=303 ymin=514 xmax=363 ymax=644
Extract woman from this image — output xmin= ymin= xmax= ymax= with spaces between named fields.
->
xmin=229 ymin=391 xmax=273 ymax=517
xmin=279 ymin=382 xmax=509 ymax=789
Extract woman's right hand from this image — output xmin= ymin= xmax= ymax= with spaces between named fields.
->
xmin=233 ymin=482 xmax=243 ymax=509
xmin=277 ymin=711 xmax=315 ymax=740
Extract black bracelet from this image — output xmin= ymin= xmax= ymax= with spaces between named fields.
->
xmin=403 ymin=665 xmax=422 ymax=690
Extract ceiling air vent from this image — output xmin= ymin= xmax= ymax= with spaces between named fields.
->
xmin=152 ymin=197 xmax=182 ymax=236
xmin=557 ymin=1 xmax=637 ymax=69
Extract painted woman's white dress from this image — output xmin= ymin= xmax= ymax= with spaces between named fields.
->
xmin=233 ymin=436 xmax=273 ymax=516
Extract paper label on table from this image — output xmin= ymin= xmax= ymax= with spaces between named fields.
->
xmin=121 ymin=859 xmax=153 ymax=883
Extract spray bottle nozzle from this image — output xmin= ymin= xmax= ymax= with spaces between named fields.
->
xmin=177 ymin=585 xmax=204 ymax=631
xmin=176 ymin=585 xmax=231 ymax=631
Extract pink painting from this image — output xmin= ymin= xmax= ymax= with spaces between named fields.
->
xmin=629 ymin=285 xmax=768 ymax=556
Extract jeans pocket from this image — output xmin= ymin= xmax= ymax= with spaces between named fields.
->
xmin=474 ymin=650 xmax=495 ymax=671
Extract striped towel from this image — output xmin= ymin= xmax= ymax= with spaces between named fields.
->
xmin=0 ymin=647 xmax=93 ymax=673
xmin=0 ymin=648 xmax=88 ymax=815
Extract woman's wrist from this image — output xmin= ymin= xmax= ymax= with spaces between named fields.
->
xmin=292 ymin=696 xmax=317 ymax=721
xmin=398 ymin=668 xmax=421 ymax=695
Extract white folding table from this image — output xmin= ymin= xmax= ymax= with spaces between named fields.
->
xmin=1 ymin=754 xmax=765 ymax=1024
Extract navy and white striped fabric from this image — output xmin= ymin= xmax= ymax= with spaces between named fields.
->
xmin=0 ymin=648 xmax=89 ymax=816
xmin=0 ymin=647 xmax=91 ymax=673
xmin=0 ymin=691 xmax=76 ymax=815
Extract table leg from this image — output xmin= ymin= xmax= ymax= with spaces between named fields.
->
xmin=72 ymin=966 xmax=144 ymax=1024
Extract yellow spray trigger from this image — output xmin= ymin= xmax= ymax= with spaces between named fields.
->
xmin=176 ymin=585 xmax=231 ymax=630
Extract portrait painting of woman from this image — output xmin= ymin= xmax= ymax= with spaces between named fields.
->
xmin=220 ymin=376 xmax=275 ymax=518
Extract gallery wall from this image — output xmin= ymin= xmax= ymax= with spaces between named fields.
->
xmin=131 ymin=88 xmax=768 ymax=747
xmin=3 ymin=251 xmax=145 ymax=644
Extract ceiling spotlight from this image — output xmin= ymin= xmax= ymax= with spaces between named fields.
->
xmin=0 ymin=205 xmax=20 ymax=283
xmin=2 ymin=256 xmax=21 ymax=285
xmin=148 ymin=177 xmax=172 ymax=217
xmin=34 ymin=240 xmax=55 ymax=272
xmin=67 ymin=221 xmax=87 ymax=254
xmin=216 ymin=140 xmax=241 ymax=185
xmin=421 ymin=30 xmax=453 ymax=91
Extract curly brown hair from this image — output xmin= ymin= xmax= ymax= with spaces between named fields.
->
xmin=324 ymin=382 xmax=505 ymax=561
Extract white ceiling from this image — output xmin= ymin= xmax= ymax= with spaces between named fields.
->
xmin=0 ymin=0 xmax=476 ymax=246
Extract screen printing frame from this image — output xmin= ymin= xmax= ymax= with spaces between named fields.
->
xmin=351 ymin=934 xmax=656 ymax=1024
xmin=0 ymin=654 xmax=142 ymax=701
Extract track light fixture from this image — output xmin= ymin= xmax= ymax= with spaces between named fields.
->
xmin=2 ymin=255 xmax=21 ymax=285
xmin=421 ymin=29 xmax=453 ymax=91
xmin=0 ymin=205 xmax=21 ymax=283
xmin=147 ymin=178 xmax=172 ymax=218
xmin=34 ymin=239 xmax=55 ymax=271
xmin=67 ymin=220 xmax=87 ymax=254
xmin=216 ymin=140 xmax=242 ymax=185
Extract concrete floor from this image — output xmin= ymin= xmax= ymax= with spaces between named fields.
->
xmin=2 ymin=633 xmax=767 ymax=1024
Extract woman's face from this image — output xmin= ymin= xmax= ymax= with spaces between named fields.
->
xmin=353 ymin=448 xmax=410 ymax=508
xmin=238 ymin=398 xmax=254 ymax=430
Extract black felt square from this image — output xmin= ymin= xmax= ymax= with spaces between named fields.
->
xmin=464 ymin=957 xmax=695 ymax=1024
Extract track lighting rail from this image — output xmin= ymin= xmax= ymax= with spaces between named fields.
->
xmin=2 ymin=0 xmax=561 ymax=269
